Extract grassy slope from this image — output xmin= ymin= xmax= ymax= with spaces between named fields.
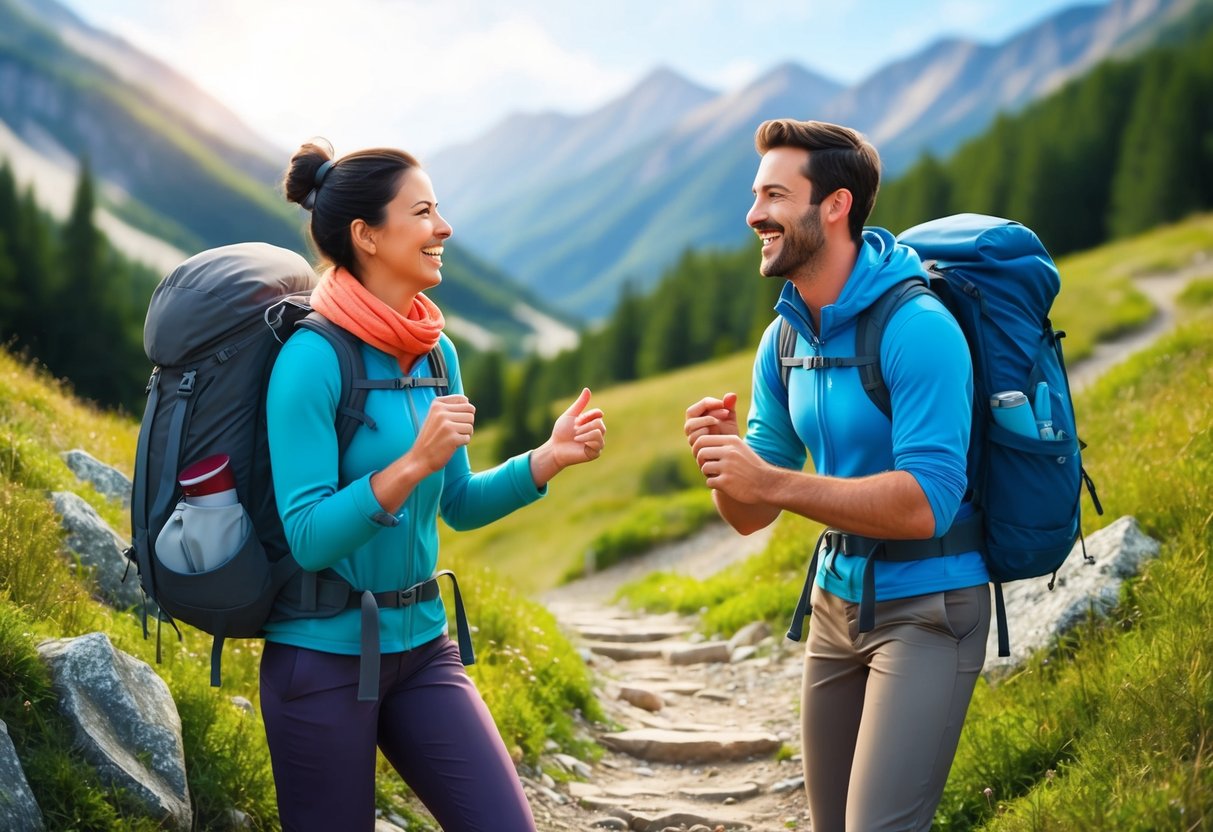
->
xmin=606 ymin=215 xmax=1213 ymax=829
xmin=443 ymin=213 xmax=1213 ymax=595
xmin=0 ymin=354 xmax=598 ymax=830
xmin=1 ymin=212 xmax=1209 ymax=828
xmin=440 ymin=351 xmax=755 ymax=592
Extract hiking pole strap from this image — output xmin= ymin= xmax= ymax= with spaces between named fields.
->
xmin=786 ymin=529 xmax=828 ymax=642
xmin=435 ymin=570 xmax=475 ymax=667
xmin=993 ymin=581 xmax=1010 ymax=658
xmin=354 ymin=572 xmax=474 ymax=701
xmin=357 ymin=590 xmax=381 ymax=702
xmin=211 ymin=636 xmax=225 ymax=687
xmin=859 ymin=545 xmax=879 ymax=634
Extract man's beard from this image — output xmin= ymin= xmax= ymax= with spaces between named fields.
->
xmin=758 ymin=203 xmax=825 ymax=279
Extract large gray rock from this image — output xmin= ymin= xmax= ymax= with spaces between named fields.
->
xmin=987 ymin=516 xmax=1161 ymax=671
xmin=50 ymin=491 xmax=142 ymax=610
xmin=0 ymin=719 xmax=44 ymax=831
xmin=37 ymin=633 xmax=191 ymax=831
xmin=60 ymin=450 xmax=132 ymax=508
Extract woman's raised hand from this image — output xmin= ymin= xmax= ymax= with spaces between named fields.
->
xmin=529 ymin=388 xmax=606 ymax=487
xmin=412 ymin=394 xmax=476 ymax=474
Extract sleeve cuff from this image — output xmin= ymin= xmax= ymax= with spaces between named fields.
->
xmin=351 ymin=472 xmax=401 ymax=527
xmin=512 ymin=452 xmax=548 ymax=502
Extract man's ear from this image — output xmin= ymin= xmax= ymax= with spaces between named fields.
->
xmin=350 ymin=218 xmax=376 ymax=257
xmin=826 ymin=189 xmax=853 ymax=226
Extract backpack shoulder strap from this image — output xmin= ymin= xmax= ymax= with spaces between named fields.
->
xmin=856 ymin=278 xmax=936 ymax=420
xmin=427 ymin=340 xmax=450 ymax=395
xmin=776 ymin=319 xmax=798 ymax=390
xmin=296 ymin=312 xmax=372 ymax=455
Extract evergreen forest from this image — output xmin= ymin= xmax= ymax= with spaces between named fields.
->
xmin=477 ymin=22 xmax=1213 ymax=458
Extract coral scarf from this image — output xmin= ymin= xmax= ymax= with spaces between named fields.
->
xmin=309 ymin=267 xmax=444 ymax=371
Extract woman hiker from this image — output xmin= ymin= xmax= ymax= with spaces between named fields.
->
xmin=263 ymin=139 xmax=607 ymax=831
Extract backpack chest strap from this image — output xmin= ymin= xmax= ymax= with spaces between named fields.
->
xmin=355 ymin=377 xmax=449 ymax=390
xmin=779 ymin=355 xmax=875 ymax=370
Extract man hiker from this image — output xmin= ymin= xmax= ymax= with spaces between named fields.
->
xmin=683 ymin=118 xmax=990 ymax=831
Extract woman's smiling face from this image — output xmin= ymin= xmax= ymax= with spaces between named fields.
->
xmin=365 ymin=167 xmax=452 ymax=295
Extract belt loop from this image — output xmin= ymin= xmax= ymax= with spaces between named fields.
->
xmin=357 ymin=590 xmax=380 ymax=701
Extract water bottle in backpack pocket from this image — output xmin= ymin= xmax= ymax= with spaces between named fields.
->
xmin=155 ymin=454 xmax=253 ymax=574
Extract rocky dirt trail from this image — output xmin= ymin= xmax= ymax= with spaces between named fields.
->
xmin=524 ymin=597 xmax=809 ymax=832
xmin=516 ymin=260 xmax=1209 ymax=832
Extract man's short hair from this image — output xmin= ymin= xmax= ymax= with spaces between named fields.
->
xmin=754 ymin=119 xmax=881 ymax=242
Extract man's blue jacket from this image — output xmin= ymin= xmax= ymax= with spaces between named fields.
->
xmin=747 ymin=227 xmax=988 ymax=602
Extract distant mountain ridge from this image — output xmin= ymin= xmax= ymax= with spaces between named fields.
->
xmin=427 ymin=66 xmax=717 ymax=207
xmin=0 ymin=0 xmax=571 ymax=353
xmin=433 ymin=0 xmax=1198 ymax=319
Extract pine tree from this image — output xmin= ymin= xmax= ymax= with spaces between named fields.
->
xmin=605 ymin=282 xmax=644 ymax=382
xmin=495 ymin=355 xmax=545 ymax=462
xmin=51 ymin=159 xmax=129 ymax=405
xmin=466 ymin=349 xmax=506 ymax=422
xmin=1110 ymin=55 xmax=1205 ymax=237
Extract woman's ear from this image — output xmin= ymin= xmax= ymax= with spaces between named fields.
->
xmin=350 ymin=218 xmax=376 ymax=257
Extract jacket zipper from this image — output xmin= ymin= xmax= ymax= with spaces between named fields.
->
xmin=402 ymin=370 xmax=428 ymax=646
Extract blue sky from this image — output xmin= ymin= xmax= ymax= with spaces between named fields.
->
xmin=60 ymin=0 xmax=1092 ymax=158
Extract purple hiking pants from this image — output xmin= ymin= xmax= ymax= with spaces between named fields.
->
xmin=259 ymin=635 xmax=536 ymax=831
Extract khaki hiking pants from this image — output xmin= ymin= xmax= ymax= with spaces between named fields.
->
xmin=801 ymin=583 xmax=990 ymax=831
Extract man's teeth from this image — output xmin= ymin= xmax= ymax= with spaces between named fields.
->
xmin=422 ymin=246 xmax=444 ymax=256
xmin=760 ymin=234 xmax=781 ymax=247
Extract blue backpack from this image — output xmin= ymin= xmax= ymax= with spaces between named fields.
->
xmin=783 ymin=214 xmax=1103 ymax=657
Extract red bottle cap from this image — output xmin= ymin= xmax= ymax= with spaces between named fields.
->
xmin=178 ymin=453 xmax=236 ymax=497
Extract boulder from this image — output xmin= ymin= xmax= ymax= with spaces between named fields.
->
xmin=37 ymin=633 xmax=191 ymax=830
xmin=50 ymin=492 xmax=142 ymax=610
xmin=0 ymin=718 xmax=44 ymax=831
xmin=60 ymin=450 xmax=132 ymax=508
xmin=987 ymin=516 xmax=1161 ymax=671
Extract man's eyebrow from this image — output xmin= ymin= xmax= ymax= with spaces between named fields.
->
xmin=753 ymin=182 xmax=791 ymax=194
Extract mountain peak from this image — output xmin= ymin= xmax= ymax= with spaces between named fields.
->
xmin=632 ymin=65 xmax=716 ymax=98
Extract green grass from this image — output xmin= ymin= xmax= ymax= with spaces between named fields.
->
xmin=564 ymin=489 xmax=721 ymax=583
xmin=1050 ymin=213 xmax=1213 ymax=361
xmin=1178 ymin=275 xmax=1213 ymax=308
xmin=0 ymin=350 xmax=601 ymax=830
xmin=937 ymin=300 xmax=1213 ymax=829
xmin=610 ymin=225 xmax=1213 ymax=829
xmin=3 ymin=211 xmax=1211 ymax=829
xmin=444 ymin=214 xmax=1213 ymax=594
xmin=441 ymin=351 xmax=756 ymax=592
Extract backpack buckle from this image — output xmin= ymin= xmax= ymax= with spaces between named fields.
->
xmin=397 ymin=586 xmax=419 ymax=606
xmin=177 ymin=370 xmax=197 ymax=396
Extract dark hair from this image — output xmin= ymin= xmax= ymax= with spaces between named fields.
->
xmin=283 ymin=139 xmax=421 ymax=275
xmin=754 ymin=119 xmax=881 ymax=242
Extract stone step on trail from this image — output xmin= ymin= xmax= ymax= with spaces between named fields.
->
xmin=576 ymin=625 xmax=693 ymax=643
xmin=599 ymin=729 xmax=781 ymax=764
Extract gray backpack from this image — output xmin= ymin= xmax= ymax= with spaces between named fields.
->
xmin=127 ymin=243 xmax=466 ymax=695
